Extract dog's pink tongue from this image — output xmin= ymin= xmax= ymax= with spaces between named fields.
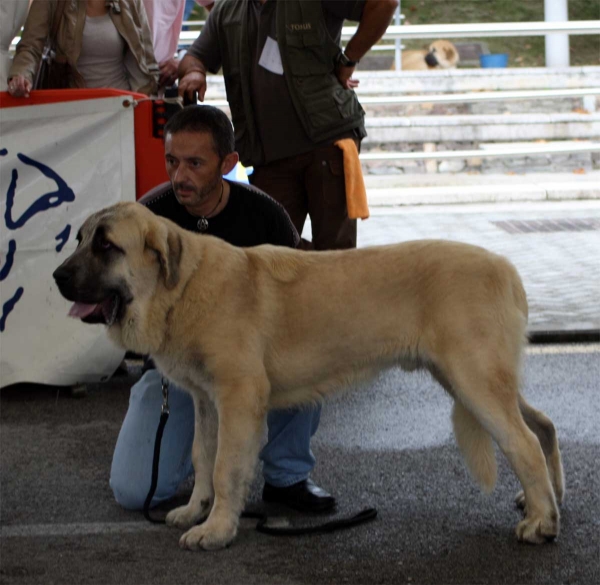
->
xmin=68 ymin=302 xmax=99 ymax=319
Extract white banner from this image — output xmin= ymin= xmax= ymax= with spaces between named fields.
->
xmin=1 ymin=96 xmax=135 ymax=387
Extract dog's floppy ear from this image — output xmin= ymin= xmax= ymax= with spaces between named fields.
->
xmin=445 ymin=46 xmax=457 ymax=61
xmin=145 ymin=222 xmax=182 ymax=290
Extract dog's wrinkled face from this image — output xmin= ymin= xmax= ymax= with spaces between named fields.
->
xmin=53 ymin=202 xmax=181 ymax=330
xmin=426 ymin=40 xmax=459 ymax=69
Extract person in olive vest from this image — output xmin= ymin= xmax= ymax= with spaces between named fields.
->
xmin=178 ymin=0 xmax=398 ymax=251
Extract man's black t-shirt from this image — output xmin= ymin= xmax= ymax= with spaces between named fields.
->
xmin=145 ymin=180 xmax=299 ymax=249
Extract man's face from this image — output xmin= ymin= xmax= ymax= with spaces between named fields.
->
xmin=164 ymin=130 xmax=223 ymax=210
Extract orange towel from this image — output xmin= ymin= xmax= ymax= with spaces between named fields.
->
xmin=335 ymin=138 xmax=369 ymax=220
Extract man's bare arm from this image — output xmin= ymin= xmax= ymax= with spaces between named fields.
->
xmin=178 ymin=54 xmax=209 ymax=102
xmin=345 ymin=0 xmax=398 ymax=62
xmin=336 ymin=0 xmax=398 ymax=89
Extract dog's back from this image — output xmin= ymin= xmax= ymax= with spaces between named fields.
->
xmin=237 ymin=240 xmax=528 ymax=407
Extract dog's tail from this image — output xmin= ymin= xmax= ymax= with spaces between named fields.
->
xmin=452 ymin=401 xmax=497 ymax=492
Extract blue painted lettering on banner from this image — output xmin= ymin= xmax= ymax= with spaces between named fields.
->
xmin=0 ymin=287 xmax=24 ymax=332
xmin=5 ymin=153 xmax=75 ymax=230
xmin=0 ymin=239 xmax=17 ymax=281
xmin=55 ymin=225 xmax=71 ymax=252
xmin=1 ymin=150 xmax=76 ymax=333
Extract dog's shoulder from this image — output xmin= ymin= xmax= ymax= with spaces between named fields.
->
xmin=244 ymin=245 xmax=307 ymax=284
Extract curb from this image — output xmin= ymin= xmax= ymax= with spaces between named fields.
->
xmin=368 ymin=185 xmax=600 ymax=207
xmin=528 ymin=330 xmax=600 ymax=344
xmin=364 ymin=171 xmax=600 ymax=207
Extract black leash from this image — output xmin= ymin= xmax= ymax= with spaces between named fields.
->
xmin=245 ymin=507 xmax=378 ymax=536
xmin=143 ymin=377 xmax=171 ymax=523
xmin=142 ymin=378 xmax=377 ymax=535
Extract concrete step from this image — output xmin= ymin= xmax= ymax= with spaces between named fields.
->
xmin=204 ymin=66 xmax=600 ymax=98
xmin=354 ymin=67 xmax=600 ymax=94
xmin=364 ymin=171 xmax=600 ymax=206
xmin=362 ymin=112 xmax=600 ymax=143
xmin=364 ymin=95 xmax=596 ymax=117
xmin=361 ymin=140 xmax=599 ymax=175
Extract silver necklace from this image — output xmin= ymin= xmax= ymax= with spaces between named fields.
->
xmin=196 ymin=182 xmax=224 ymax=232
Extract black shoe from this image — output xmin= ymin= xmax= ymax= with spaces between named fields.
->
xmin=262 ymin=479 xmax=336 ymax=513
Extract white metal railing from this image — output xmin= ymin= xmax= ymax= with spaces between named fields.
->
xmin=342 ymin=20 xmax=600 ymax=40
xmin=177 ymin=19 xmax=600 ymax=38
xmin=358 ymin=87 xmax=600 ymax=106
xmin=359 ymin=141 xmax=600 ymax=162
xmin=10 ymin=20 xmax=600 ymax=53
xmin=175 ymin=20 xmax=600 ymax=48
xmin=204 ymin=87 xmax=600 ymax=109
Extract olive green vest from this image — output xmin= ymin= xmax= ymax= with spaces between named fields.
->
xmin=212 ymin=0 xmax=366 ymax=166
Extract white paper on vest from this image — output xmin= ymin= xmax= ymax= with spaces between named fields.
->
xmin=259 ymin=36 xmax=284 ymax=75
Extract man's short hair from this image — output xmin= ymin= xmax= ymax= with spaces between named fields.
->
xmin=164 ymin=105 xmax=235 ymax=160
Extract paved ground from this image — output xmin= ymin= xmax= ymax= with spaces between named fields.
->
xmin=1 ymin=345 xmax=599 ymax=585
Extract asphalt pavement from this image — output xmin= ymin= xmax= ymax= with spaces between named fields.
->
xmin=1 ymin=198 xmax=599 ymax=585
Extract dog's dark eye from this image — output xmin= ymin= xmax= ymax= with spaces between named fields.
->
xmin=99 ymin=238 xmax=114 ymax=250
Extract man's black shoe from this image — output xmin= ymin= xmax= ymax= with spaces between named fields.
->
xmin=262 ymin=479 xmax=336 ymax=513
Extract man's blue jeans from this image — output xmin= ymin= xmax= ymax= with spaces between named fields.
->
xmin=110 ymin=369 xmax=321 ymax=509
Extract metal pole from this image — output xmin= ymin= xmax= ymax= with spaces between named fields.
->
xmin=394 ymin=2 xmax=401 ymax=71
xmin=545 ymin=0 xmax=570 ymax=67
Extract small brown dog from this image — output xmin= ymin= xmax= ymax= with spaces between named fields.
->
xmin=397 ymin=39 xmax=460 ymax=70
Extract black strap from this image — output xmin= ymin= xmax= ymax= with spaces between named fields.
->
xmin=244 ymin=507 xmax=378 ymax=536
xmin=142 ymin=380 xmax=378 ymax=535
xmin=143 ymin=377 xmax=171 ymax=523
xmin=143 ymin=408 xmax=170 ymax=523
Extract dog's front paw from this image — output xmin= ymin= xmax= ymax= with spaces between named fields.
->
xmin=166 ymin=499 xmax=211 ymax=530
xmin=516 ymin=511 xmax=559 ymax=544
xmin=178 ymin=516 xmax=238 ymax=551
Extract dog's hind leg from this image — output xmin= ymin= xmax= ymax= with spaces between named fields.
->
xmin=429 ymin=366 xmax=497 ymax=492
xmin=442 ymin=354 xmax=559 ymax=544
xmin=514 ymin=395 xmax=564 ymax=510
xmin=178 ymin=374 xmax=269 ymax=551
xmin=166 ymin=390 xmax=218 ymax=530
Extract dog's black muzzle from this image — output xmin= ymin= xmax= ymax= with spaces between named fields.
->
xmin=425 ymin=52 xmax=439 ymax=67
xmin=53 ymin=265 xmax=74 ymax=299
xmin=52 ymin=258 xmax=88 ymax=303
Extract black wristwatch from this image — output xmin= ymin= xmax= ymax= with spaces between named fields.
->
xmin=338 ymin=51 xmax=359 ymax=68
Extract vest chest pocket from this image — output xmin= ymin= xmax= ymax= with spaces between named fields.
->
xmin=284 ymin=31 xmax=333 ymax=76
xmin=333 ymin=86 xmax=365 ymax=121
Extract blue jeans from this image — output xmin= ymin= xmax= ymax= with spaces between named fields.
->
xmin=110 ymin=369 xmax=321 ymax=509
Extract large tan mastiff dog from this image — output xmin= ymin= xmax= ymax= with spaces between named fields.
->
xmin=53 ymin=202 xmax=564 ymax=550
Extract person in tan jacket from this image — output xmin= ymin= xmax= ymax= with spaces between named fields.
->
xmin=7 ymin=0 xmax=159 ymax=97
